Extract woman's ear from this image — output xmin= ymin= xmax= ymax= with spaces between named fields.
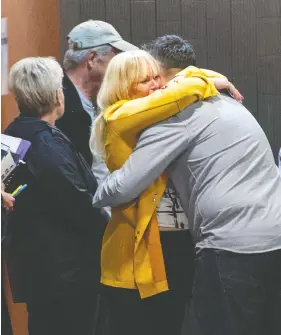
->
xmin=55 ymin=88 xmax=65 ymax=118
xmin=56 ymin=88 xmax=65 ymax=108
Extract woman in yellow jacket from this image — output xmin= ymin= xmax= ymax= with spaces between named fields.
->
xmin=90 ymin=50 xmax=240 ymax=335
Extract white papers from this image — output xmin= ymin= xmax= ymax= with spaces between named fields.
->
xmin=1 ymin=134 xmax=31 ymax=161
xmin=1 ymin=134 xmax=31 ymax=181
xmin=1 ymin=149 xmax=16 ymax=181
xmin=1 ymin=134 xmax=22 ymax=153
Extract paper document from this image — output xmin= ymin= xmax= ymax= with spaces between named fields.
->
xmin=1 ymin=134 xmax=31 ymax=161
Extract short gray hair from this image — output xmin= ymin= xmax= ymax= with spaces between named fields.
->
xmin=63 ymin=39 xmax=113 ymax=71
xmin=63 ymin=38 xmax=112 ymax=71
xmin=8 ymin=57 xmax=63 ymax=117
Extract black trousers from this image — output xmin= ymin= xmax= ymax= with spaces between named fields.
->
xmin=101 ymin=230 xmax=195 ymax=335
xmin=27 ymin=292 xmax=99 ymax=335
xmin=1 ymin=250 xmax=12 ymax=335
xmin=193 ymin=248 xmax=281 ymax=335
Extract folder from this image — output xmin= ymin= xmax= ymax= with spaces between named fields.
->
xmin=1 ymin=134 xmax=31 ymax=182
xmin=1 ymin=134 xmax=31 ymax=163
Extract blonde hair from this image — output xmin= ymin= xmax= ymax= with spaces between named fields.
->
xmin=8 ymin=57 xmax=63 ymax=117
xmin=90 ymin=50 xmax=160 ymax=161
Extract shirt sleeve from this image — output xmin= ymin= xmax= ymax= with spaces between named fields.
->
xmin=105 ymin=66 xmax=220 ymax=137
xmin=93 ymin=116 xmax=189 ymax=208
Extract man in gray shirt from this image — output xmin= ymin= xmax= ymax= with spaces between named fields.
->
xmin=93 ymin=36 xmax=281 ymax=335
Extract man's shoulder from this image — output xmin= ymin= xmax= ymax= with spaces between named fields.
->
xmin=62 ymin=74 xmax=85 ymax=113
xmin=140 ymin=95 xmax=249 ymax=139
xmin=141 ymin=114 xmax=187 ymax=136
xmin=56 ymin=75 xmax=87 ymax=133
xmin=62 ymin=73 xmax=76 ymax=93
xmin=142 ymin=97 xmax=214 ymax=134
xmin=177 ymin=94 xmax=251 ymax=124
xmin=141 ymin=95 xmax=248 ymax=140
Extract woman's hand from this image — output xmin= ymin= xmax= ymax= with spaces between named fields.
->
xmin=211 ymin=78 xmax=244 ymax=102
xmin=2 ymin=191 xmax=15 ymax=212
xmin=165 ymin=76 xmax=244 ymax=102
xmin=1 ymin=183 xmax=15 ymax=213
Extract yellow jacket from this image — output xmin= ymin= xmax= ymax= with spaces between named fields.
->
xmin=101 ymin=66 xmax=223 ymax=298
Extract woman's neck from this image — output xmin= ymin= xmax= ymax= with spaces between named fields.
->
xmin=40 ymin=112 xmax=57 ymax=126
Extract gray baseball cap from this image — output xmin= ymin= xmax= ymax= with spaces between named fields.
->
xmin=67 ymin=20 xmax=138 ymax=51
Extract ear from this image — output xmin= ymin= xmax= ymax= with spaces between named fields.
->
xmin=56 ymin=89 xmax=64 ymax=108
xmin=87 ymin=50 xmax=97 ymax=69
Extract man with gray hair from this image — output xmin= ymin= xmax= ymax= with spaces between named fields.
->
xmin=56 ymin=20 xmax=137 ymax=182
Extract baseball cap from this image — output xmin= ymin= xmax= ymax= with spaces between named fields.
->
xmin=67 ymin=20 xmax=138 ymax=51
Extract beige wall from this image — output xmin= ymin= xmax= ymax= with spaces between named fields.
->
xmin=1 ymin=0 xmax=60 ymax=131
xmin=1 ymin=1 xmax=59 ymax=334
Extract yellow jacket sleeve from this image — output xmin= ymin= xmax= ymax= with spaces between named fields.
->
xmin=103 ymin=66 xmax=222 ymax=136
xmin=175 ymin=66 xmax=226 ymax=79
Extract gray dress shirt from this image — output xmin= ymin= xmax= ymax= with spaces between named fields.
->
xmin=93 ymin=95 xmax=281 ymax=253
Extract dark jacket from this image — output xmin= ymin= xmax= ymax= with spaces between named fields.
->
xmin=56 ymin=74 xmax=93 ymax=165
xmin=1 ymin=199 xmax=9 ymax=243
xmin=4 ymin=117 xmax=107 ymax=304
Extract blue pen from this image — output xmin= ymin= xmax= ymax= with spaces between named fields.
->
xmin=13 ymin=184 xmax=28 ymax=197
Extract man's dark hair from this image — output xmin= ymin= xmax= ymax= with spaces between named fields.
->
xmin=142 ymin=35 xmax=196 ymax=69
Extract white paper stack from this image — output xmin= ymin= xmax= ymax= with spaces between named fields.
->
xmin=1 ymin=134 xmax=31 ymax=181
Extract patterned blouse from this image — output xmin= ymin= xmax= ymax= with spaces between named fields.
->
xmin=157 ymin=184 xmax=188 ymax=229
